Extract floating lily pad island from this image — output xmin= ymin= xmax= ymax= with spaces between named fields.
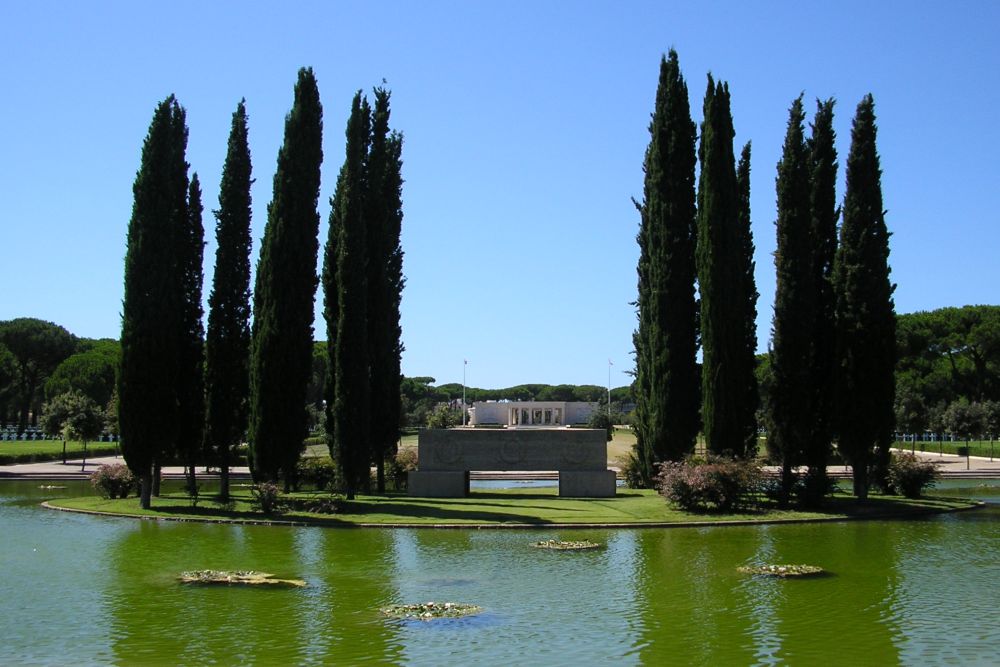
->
xmin=737 ymin=564 xmax=826 ymax=578
xmin=531 ymin=539 xmax=603 ymax=550
xmin=179 ymin=570 xmax=306 ymax=587
xmin=380 ymin=602 xmax=482 ymax=620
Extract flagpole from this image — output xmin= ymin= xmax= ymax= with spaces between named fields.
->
xmin=608 ymin=359 xmax=613 ymax=418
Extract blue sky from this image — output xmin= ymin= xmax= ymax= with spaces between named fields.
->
xmin=2 ymin=1 xmax=998 ymax=389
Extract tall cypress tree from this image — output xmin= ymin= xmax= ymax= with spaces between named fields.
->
xmin=632 ymin=50 xmax=699 ymax=485
xmin=329 ymin=92 xmax=371 ymax=500
xmin=177 ymin=173 xmax=205 ymax=491
xmin=249 ymin=67 xmax=324 ymax=485
xmin=735 ymin=141 xmax=759 ymax=457
xmin=833 ymin=94 xmax=896 ymax=499
xmin=205 ymin=100 xmax=253 ymax=500
xmin=697 ymin=76 xmax=756 ymax=456
xmin=366 ymin=88 xmax=405 ymax=493
xmin=768 ymin=97 xmax=814 ymax=500
xmin=805 ymin=99 xmax=839 ymax=490
xmin=119 ymin=95 xmax=189 ymax=509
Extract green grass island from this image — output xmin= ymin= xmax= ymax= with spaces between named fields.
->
xmin=46 ymin=486 xmax=980 ymax=528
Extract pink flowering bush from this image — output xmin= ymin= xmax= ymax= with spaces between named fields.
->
xmin=90 ymin=463 xmax=137 ymax=499
xmin=656 ymin=455 xmax=762 ymax=512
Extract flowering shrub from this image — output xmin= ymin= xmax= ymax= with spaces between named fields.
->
xmin=656 ymin=455 xmax=762 ymax=512
xmin=887 ymin=452 xmax=939 ymax=499
xmin=90 ymin=463 xmax=136 ymax=499
xmin=251 ymin=482 xmax=283 ymax=514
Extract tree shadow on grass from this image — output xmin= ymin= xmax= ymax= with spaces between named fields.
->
xmin=340 ymin=500 xmax=555 ymax=524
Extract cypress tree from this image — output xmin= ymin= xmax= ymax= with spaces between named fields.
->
xmin=697 ymin=76 xmax=757 ymax=456
xmin=804 ymin=99 xmax=839 ymax=492
xmin=329 ymin=92 xmax=372 ymax=500
xmin=735 ymin=141 xmax=759 ymax=457
xmin=119 ymin=96 xmax=189 ymax=509
xmin=833 ymin=94 xmax=896 ymax=499
xmin=632 ymin=50 xmax=699 ymax=485
xmin=205 ymin=100 xmax=253 ymax=501
xmin=249 ymin=67 xmax=324 ymax=485
xmin=366 ymin=88 xmax=405 ymax=493
xmin=177 ymin=173 xmax=205 ymax=491
xmin=768 ymin=97 xmax=813 ymax=500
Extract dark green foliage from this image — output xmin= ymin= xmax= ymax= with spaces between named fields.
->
xmin=896 ymin=306 xmax=1000 ymax=418
xmin=887 ymin=452 xmax=938 ymax=498
xmin=41 ymin=390 xmax=105 ymax=471
xmin=735 ymin=142 xmax=759 ymax=457
xmin=633 ymin=50 xmax=700 ymax=485
xmin=768 ymin=97 xmax=813 ymax=500
xmin=833 ymin=95 xmax=896 ymax=499
xmin=366 ymin=88 xmax=405 ymax=492
xmin=806 ymin=99 xmax=839 ymax=480
xmin=329 ymin=92 xmax=372 ymax=500
xmin=176 ymin=173 xmax=205 ymax=484
xmin=249 ymin=68 xmax=324 ymax=485
xmin=0 ymin=318 xmax=77 ymax=430
xmin=587 ymin=409 xmax=614 ymax=441
xmin=44 ymin=344 xmax=118 ymax=409
xmin=696 ymin=76 xmax=757 ymax=457
xmin=119 ymin=96 xmax=189 ymax=508
xmin=205 ymin=100 xmax=253 ymax=500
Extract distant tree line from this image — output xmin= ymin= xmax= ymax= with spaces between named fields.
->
xmin=632 ymin=50 xmax=895 ymax=501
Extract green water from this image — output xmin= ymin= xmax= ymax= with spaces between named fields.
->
xmin=2 ymin=481 xmax=998 ymax=666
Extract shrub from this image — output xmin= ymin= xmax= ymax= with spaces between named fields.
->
xmin=616 ymin=449 xmax=646 ymax=489
xmin=297 ymin=457 xmax=340 ymax=491
xmin=656 ymin=455 xmax=762 ymax=512
xmin=285 ymin=494 xmax=344 ymax=515
xmin=887 ymin=452 xmax=939 ymax=499
xmin=90 ymin=463 xmax=136 ymax=499
xmin=389 ymin=448 xmax=418 ymax=490
xmin=251 ymin=482 xmax=283 ymax=514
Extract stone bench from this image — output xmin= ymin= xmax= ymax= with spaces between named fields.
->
xmin=409 ymin=428 xmax=616 ymax=498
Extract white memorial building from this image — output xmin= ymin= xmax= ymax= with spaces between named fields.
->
xmin=468 ymin=401 xmax=596 ymax=427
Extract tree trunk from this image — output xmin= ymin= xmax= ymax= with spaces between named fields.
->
xmin=852 ymin=464 xmax=869 ymax=500
xmin=152 ymin=463 xmax=162 ymax=496
xmin=376 ymin=459 xmax=385 ymax=494
xmin=219 ymin=466 xmax=230 ymax=501
xmin=185 ymin=465 xmax=196 ymax=494
xmin=80 ymin=440 xmax=88 ymax=472
xmin=140 ymin=470 xmax=153 ymax=509
xmin=780 ymin=460 xmax=795 ymax=508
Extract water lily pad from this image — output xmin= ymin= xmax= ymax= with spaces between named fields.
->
xmin=179 ymin=570 xmax=306 ymax=587
xmin=380 ymin=602 xmax=482 ymax=620
xmin=737 ymin=564 xmax=825 ymax=578
xmin=531 ymin=539 xmax=602 ymax=551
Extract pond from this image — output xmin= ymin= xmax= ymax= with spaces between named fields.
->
xmin=2 ymin=481 xmax=998 ymax=666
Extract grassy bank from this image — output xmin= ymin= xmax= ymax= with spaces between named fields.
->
xmin=48 ymin=487 xmax=977 ymax=528
xmin=0 ymin=440 xmax=120 ymax=464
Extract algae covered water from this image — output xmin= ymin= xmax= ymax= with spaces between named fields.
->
xmin=2 ymin=481 xmax=998 ymax=665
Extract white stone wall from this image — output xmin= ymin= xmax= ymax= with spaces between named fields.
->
xmin=469 ymin=401 xmax=597 ymax=426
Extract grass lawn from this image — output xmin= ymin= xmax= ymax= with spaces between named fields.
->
xmin=0 ymin=439 xmax=119 ymax=464
xmin=48 ymin=487 xmax=977 ymax=528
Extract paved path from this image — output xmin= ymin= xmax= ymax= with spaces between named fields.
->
xmin=0 ymin=455 xmax=252 ymax=480
xmin=2 ymin=448 xmax=999 ymax=481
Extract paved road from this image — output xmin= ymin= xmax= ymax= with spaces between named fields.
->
xmin=2 ymin=449 xmax=999 ymax=481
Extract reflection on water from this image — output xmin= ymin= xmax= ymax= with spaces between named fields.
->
xmin=1 ymin=481 xmax=998 ymax=666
